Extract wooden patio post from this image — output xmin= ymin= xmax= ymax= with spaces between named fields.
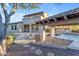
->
xmin=51 ymin=27 xmax=55 ymax=37
xmin=41 ymin=24 xmax=46 ymax=41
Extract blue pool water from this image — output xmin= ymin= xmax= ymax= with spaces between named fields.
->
xmin=55 ymin=32 xmax=79 ymax=41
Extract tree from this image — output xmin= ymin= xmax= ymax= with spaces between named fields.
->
xmin=0 ymin=3 xmax=40 ymax=55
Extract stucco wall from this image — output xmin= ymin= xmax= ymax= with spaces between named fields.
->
xmin=7 ymin=22 xmax=23 ymax=33
xmin=22 ymin=12 xmax=48 ymax=33
xmin=23 ymin=14 xmax=41 ymax=24
xmin=7 ymin=12 xmax=48 ymax=33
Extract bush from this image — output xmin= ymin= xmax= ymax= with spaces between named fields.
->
xmin=45 ymin=28 xmax=50 ymax=32
xmin=7 ymin=33 xmax=19 ymax=41
xmin=6 ymin=36 xmax=14 ymax=45
xmin=6 ymin=33 xmax=19 ymax=47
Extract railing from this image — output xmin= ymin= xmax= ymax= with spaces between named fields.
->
xmin=14 ymin=32 xmax=41 ymax=40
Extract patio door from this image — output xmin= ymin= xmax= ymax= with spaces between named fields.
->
xmin=24 ymin=25 xmax=29 ymax=32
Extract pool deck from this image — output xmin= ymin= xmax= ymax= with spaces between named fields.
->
xmin=7 ymin=43 xmax=79 ymax=56
xmin=6 ymin=32 xmax=79 ymax=56
xmin=54 ymin=36 xmax=79 ymax=50
xmin=68 ymin=41 xmax=79 ymax=50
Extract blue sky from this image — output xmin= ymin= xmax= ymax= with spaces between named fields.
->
xmin=1 ymin=3 xmax=79 ymax=23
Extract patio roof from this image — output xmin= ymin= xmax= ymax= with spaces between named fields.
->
xmin=36 ymin=7 xmax=79 ymax=26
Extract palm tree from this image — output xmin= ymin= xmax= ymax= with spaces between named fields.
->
xmin=0 ymin=3 xmax=40 ymax=55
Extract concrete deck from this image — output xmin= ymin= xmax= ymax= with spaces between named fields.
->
xmin=7 ymin=43 xmax=79 ymax=56
xmin=68 ymin=41 xmax=79 ymax=50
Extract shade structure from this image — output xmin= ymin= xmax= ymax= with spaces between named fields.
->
xmin=36 ymin=7 xmax=79 ymax=27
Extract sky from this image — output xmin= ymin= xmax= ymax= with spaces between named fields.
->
xmin=1 ymin=3 xmax=79 ymax=23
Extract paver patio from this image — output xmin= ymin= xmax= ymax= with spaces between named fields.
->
xmin=6 ymin=43 xmax=79 ymax=56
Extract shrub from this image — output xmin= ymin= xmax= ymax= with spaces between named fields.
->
xmin=6 ymin=36 xmax=14 ymax=48
xmin=6 ymin=36 xmax=14 ymax=47
xmin=7 ymin=33 xmax=19 ymax=41
xmin=6 ymin=33 xmax=19 ymax=47
xmin=45 ymin=28 xmax=50 ymax=32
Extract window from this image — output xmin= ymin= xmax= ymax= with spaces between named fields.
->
xmin=32 ymin=24 xmax=39 ymax=31
xmin=36 ymin=25 xmax=39 ymax=30
xmin=15 ymin=25 xmax=17 ymax=30
xmin=11 ymin=24 xmax=17 ymax=30
xmin=11 ymin=25 xmax=13 ymax=30
xmin=32 ymin=16 xmax=40 ymax=20
xmin=32 ymin=24 xmax=34 ymax=30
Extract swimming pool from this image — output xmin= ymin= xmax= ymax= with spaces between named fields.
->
xmin=55 ymin=32 xmax=79 ymax=41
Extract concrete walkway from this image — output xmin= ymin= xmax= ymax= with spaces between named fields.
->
xmin=7 ymin=43 xmax=79 ymax=56
xmin=7 ymin=32 xmax=79 ymax=56
xmin=68 ymin=41 xmax=79 ymax=50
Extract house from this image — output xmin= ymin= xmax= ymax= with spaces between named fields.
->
xmin=7 ymin=12 xmax=49 ymax=33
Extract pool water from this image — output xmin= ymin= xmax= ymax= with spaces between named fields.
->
xmin=55 ymin=33 xmax=79 ymax=41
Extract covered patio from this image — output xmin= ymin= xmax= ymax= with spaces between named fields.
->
xmin=35 ymin=8 xmax=79 ymax=50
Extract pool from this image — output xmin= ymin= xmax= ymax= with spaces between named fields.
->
xmin=55 ymin=32 xmax=79 ymax=41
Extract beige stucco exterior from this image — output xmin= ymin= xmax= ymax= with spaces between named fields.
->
xmin=7 ymin=22 xmax=23 ymax=33
xmin=7 ymin=12 xmax=49 ymax=33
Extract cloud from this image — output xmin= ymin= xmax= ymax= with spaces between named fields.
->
xmin=2 ymin=11 xmax=26 ymax=23
xmin=10 ymin=12 xmax=26 ymax=23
